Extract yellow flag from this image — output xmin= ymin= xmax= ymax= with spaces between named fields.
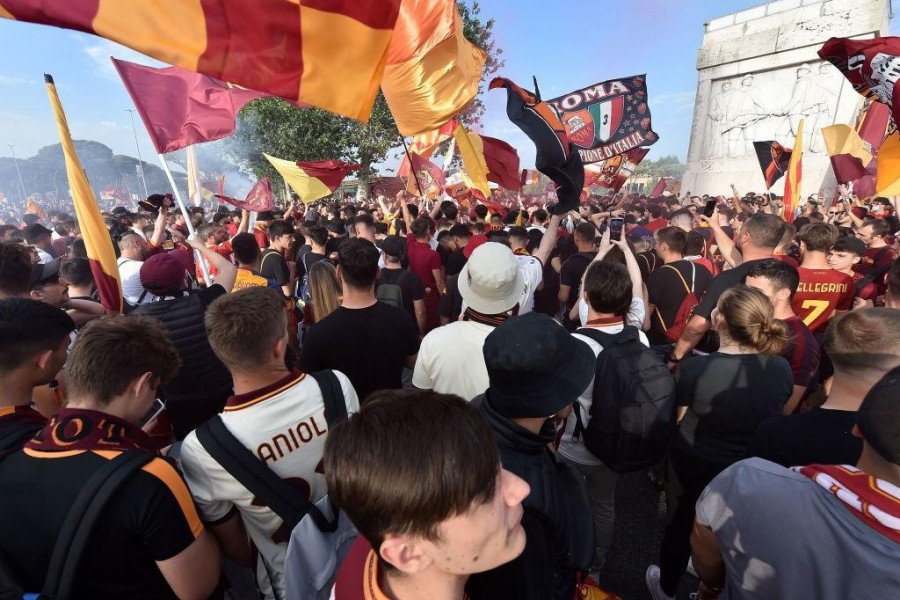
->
xmin=453 ymin=124 xmax=490 ymax=197
xmin=45 ymin=74 xmax=122 ymax=313
xmin=876 ymin=132 xmax=900 ymax=196
xmin=783 ymin=119 xmax=803 ymax=223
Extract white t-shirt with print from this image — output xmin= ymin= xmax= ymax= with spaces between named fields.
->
xmin=179 ymin=371 xmax=360 ymax=600
xmin=515 ymin=254 xmax=544 ymax=314
xmin=558 ymin=317 xmax=650 ymax=466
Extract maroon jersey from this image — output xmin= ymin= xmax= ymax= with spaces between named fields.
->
xmin=791 ymin=267 xmax=853 ymax=334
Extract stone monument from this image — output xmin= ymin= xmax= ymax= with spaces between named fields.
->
xmin=682 ymin=0 xmax=891 ymax=198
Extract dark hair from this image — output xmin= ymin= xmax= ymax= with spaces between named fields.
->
xmin=325 ymin=389 xmax=499 ymax=552
xmin=206 ymin=287 xmax=287 ymax=370
xmin=832 ymin=237 xmax=863 ymax=256
xmin=743 ymin=213 xmax=787 ymax=250
xmin=68 ymin=315 xmax=181 ymax=406
xmin=684 ymin=231 xmax=706 ymax=256
xmin=861 ymin=218 xmax=891 ymax=238
xmin=574 ymin=222 xmax=595 ymax=243
xmin=60 ymin=258 xmax=94 ymax=288
xmin=474 ymin=204 xmax=488 ymax=219
xmin=583 ymin=261 xmax=631 ymax=316
xmin=406 ymin=204 xmax=420 ymax=219
xmin=70 ymin=238 xmax=87 ymax=259
xmin=507 ymin=226 xmax=528 ymax=244
xmin=746 ymin=258 xmax=800 ymax=298
xmin=196 ymin=222 xmax=221 ymax=242
xmin=338 ymin=238 xmax=380 ymax=289
xmin=798 ymin=223 xmax=839 ymax=253
xmin=533 ymin=209 xmax=548 ymax=223
xmin=0 ymin=242 xmax=33 ymax=297
xmin=231 ymin=232 xmax=260 ymax=266
xmin=442 ymin=203 xmax=459 ymax=221
xmin=449 ymin=224 xmax=471 ymax=239
xmin=306 ymin=225 xmax=329 ymax=248
xmin=858 ymin=366 xmax=900 ymax=465
xmin=655 ymin=227 xmax=686 ymax=255
xmin=267 ymin=220 xmax=293 ymax=241
xmin=649 ymin=205 xmax=664 ymax=219
xmin=410 ymin=217 xmax=430 ymax=238
xmin=353 ymin=214 xmax=375 ymax=231
xmin=0 ymin=298 xmax=75 ymax=374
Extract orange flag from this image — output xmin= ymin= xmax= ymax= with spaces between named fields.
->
xmin=45 ymin=74 xmax=122 ymax=313
xmin=783 ymin=119 xmax=804 ymax=223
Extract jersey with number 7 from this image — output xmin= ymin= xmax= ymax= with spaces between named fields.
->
xmin=791 ymin=267 xmax=854 ymax=334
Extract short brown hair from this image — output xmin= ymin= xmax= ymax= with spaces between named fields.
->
xmin=0 ymin=242 xmax=32 ymax=297
xmin=825 ymin=308 xmax=900 ymax=375
xmin=410 ymin=217 xmax=430 ymax=238
xmin=325 ymin=390 xmax=499 ymax=552
xmin=862 ymin=218 xmax=891 ymax=238
xmin=67 ymin=315 xmax=181 ymax=405
xmin=205 ymin=287 xmax=287 ymax=370
xmin=742 ymin=213 xmax=786 ymax=251
xmin=655 ymin=227 xmax=686 ymax=255
xmin=798 ymin=223 xmax=839 ymax=253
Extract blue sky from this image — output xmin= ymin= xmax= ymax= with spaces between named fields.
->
xmin=0 ymin=0 xmax=896 ymax=173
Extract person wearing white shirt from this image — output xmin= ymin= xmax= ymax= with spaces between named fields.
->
xmin=117 ymin=207 xmax=168 ymax=306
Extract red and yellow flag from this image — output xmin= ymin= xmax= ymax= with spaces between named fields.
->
xmin=454 ymin=124 xmax=492 ymax=198
xmin=3 ymin=0 xmax=401 ymax=121
xmin=399 ymin=152 xmax=445 ymax=199
xmin=44 ymin=74 xmax=122 ymax=313
xmin=783 ymin=119 xmax=804 ymax=223
xmin=410 ymin=118 xmax=458 ymax=159
xmin=383 ymin=0 xmax=486 ymax=135
xmin=264 ymin=154 xmax=359 ymax=203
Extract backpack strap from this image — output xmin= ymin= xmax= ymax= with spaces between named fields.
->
xmin=662 ymin=263 xmax=693 ymax=295
xmin=43 ymin=449 xmax=154 ymax=600
xmin=195 ymin=371 xmax=345 ymax=533
xmin=260 ymin=249 xmax=275 ymax=272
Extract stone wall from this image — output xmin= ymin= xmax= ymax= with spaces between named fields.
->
xmin=682 ymin=0 xmax=890 ymax=198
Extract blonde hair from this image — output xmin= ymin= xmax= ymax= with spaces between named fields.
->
xmin=715 ymin=285 xmax=789 ymax=355
xmin=310 ymin=260 xmax=342 ymax=323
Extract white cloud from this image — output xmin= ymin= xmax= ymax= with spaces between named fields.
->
xmin=0 ymin=75 xmax=35 ymax=87
xmin=80 ymin=38 xmax=166 ymax=80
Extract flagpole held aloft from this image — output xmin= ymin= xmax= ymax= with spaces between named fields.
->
xmin=400 ymin=136 xmax=425 ymax=198
xmin=157 ymin=153 xmax=212 ymax=286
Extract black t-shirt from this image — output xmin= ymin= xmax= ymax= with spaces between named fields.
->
xmin=439 ymin=274 xmax=464 ymax=322
xmin=298 ymin=303 xmax=420 ymax=402
xmin=296 ymin=251 xmax=329 ymax=282
xmin=636 ymin=250 xmax=660 ymax=283
xmin=325 ymin=236 xmax=346 ymax=257
xmin=444 ymin=249 xmax=467 ymax=277
xmin=378 ymin=268 xmax=425 ymax=322
xmin=748 ymin=408 xmax=862 ymax=467
xmin=259 ymin=248 xmax=290 ymax=286
xmin=674 ymin=352 xmax=792 ymax=470
xmin=647 ymin=259 xmax=714 ymax=345
xmin=0 ymin=450 xmax=201 ymax=599
xmin=559 ymin=252 xmax=594 ymax=329
xmin=693 ymin=258 xmax=771 ymax=320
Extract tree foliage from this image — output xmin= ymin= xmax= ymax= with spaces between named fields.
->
xmin=226 ymin=0 xmax=503 ymax=191
xmin=633 ymin=154 xmax=686 ymax=179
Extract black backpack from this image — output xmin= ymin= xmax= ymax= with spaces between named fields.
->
xmin=572 ymin=326 xmax=677 ymax=473
xmin=375 ymin=270 xmax=409 ymax=309
xmin=0 ymin=449 xmax=154 ymax=600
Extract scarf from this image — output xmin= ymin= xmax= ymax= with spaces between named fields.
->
xmin=26 ymin=408 xmax=159 ymax=454
xmin=462 ymin=306 xmax=516 ymax=327
xmin=513 ymin=247 xmax=530 ymax=256
xmin=794 ymin=464 xmax=900 ymax=543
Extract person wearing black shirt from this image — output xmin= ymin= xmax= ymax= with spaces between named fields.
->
xmin=378 ymin=235 xmax=427 ymax=336
xmin=666 ymin=213 xmax=784 ymax=366
xmin=558 ymin=223 xmax=596 ymax=331
xmin=260 ymin=219 xmax=294 ymax=298
xmin=647 ymin=227 xmax=713 ymax=346
xmin=749 ymin=308 xmax=900 ymax=467
xmin=299 ymin=239 xmax=419 ymax=403
xmin=296 ymin=225 xmax=330 ymax=285
xmin=648 ymin=285 xmax=792 ymax=600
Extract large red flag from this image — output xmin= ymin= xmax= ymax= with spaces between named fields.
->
xmin=399 ymin=152 xmax=445 ymax=199
xmin=819 ymin=37 xmax=900 ymax=123
xmin=481 ymin=136 xmax=522 ymax=191
xmin=112 ymin=58 xmax=305 ymax=154
xmin=649 ymin=178 xmax=668 ymax=197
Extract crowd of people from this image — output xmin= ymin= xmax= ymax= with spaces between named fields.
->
xmin=0 ymin=184 xmax=899 ymax=600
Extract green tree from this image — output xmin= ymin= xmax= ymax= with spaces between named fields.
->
xmin=633 ymin=155 xmax=686 ymax=180
xmin=226 ymin=0 xmax=503 ymax=195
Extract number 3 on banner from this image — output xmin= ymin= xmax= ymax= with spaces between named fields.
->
xmin=800 ymin=300 xmax=829 ymax=327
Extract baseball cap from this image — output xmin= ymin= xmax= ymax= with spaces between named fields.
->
xmin=30 ymin=258 xmax=62 ymax=288
xmin=23 ymin=223 xmax=53 ymax=244
xmin=140 ymin=253 xmax=188 ymax=295
xmin=483 ymin=312 xmax=595 ymax=418
xmin=626 ymin=226 xmax=652 ymax=240
xmin=458 ymin=242 xmax=524 ymax=315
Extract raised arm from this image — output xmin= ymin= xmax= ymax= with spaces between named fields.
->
xmin=235 ymin=209 xmax=250 ymax=235
xmin=398 ymin=190 xmax=413 ymax=231
xmin=532 ymin=213 xmax=562 ymax=265
xmin=149 ymin=205 xmax=168 ymax=248
xmin=699 ymin=208 xmax=742 ymax=267
xmin=186 ymin=236 xmax=237 ymax=292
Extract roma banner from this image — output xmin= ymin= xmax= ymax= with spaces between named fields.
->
xmin=753 ymin=141 xmax=793 ymax=189
xmin=548 ymin=74 xmax=658 ymax=164
xmin=489 ymin=77 xmax=583 ymax=214
xmin=399 ymin=151 xmax=445 ymax=199
xmin=45 ymin=74 xmax=122 ymax=313
xmin=113 ymin=58 xmax=305 ymax=154
xmin=215 ymin=178 xmax=273 ymax=212
xmin=585 ymin=147 xmax=649 ymax=192
xmin=264 ymin=155 xmax=359 ymax=203
xmin=783 ymin=120 xmax=804 ymax=223
xmin=3 ymin=0 xmax=401 ymax=123
xmin=819 ymin=37 xmax=900 ymax=123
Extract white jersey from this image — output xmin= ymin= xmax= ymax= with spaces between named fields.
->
xmin=179 ymin=371 xmax=360 ymax=600
xmin=117 ymin=257 xmax=157 ymax=306
xmin=514 ymin=253 xmax=544 ymax=314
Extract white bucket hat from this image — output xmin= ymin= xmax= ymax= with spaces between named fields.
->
xmin=458 ymin=242 xmax=525 ymax=315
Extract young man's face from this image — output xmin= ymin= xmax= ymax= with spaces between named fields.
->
xmin=423 ymin=469 xmax=529 ymax=575
xmin=745 ymin=275 xmax=781 ymax=305
xmin=856 ymin=225 xmax=877 ymax=246
xmin=827 ymin=250 xmax=859 ymax=272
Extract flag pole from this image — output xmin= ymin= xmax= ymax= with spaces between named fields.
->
xmin=157 ymin=153 xmax=213 ymax=286
xmin=400 ymin=136 xmax=425 ymax=198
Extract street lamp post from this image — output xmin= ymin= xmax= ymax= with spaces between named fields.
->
xmin=8 ymin=145 xmax=27 ymax=203
xmin=125 ymin=109 xmax=150 ymax=199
